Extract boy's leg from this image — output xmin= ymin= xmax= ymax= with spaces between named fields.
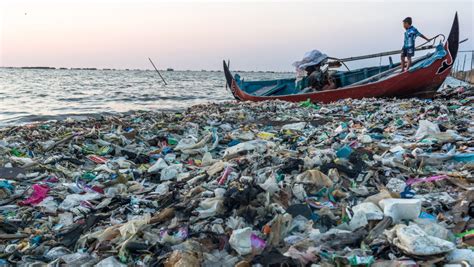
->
xmin=400 ymin=55 xmax=406 ymax=71
xmin=405 ymin=47 xmax=414 ymax=71
xmin=401 ymin=48 xmax=408 ymax=71
xmin=406 ymin=56 xmax=412 ymax=71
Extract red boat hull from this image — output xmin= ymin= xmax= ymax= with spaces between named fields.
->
xmin=224 ymin=14 xmax=459 ymax=103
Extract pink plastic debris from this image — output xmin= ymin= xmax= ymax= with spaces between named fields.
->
xmin=19 ymin=184 xmax=50 ymax=206
xmin=218 ymin=166 xmax=232 ymax=185
xmin=406 ymin=175 xmax=449 ymax=186
xmin=250 ymin=233 xmax=266 ymax=251
xmin=87 ymin=155 xmax=108 ymax=164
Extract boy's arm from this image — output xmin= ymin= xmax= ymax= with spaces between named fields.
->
xmin=416 ymin=29 xmax=430 ymax=42
xmin=420 ymin=34 xmax=430 ymax=42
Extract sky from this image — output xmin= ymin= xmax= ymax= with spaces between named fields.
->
xmin=0 ymin=0 xmax=473 ymax=71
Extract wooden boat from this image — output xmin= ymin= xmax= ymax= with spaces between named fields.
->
xmin=223 ymin=14 xmax=459 ymax=103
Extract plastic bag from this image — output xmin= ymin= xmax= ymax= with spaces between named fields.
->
xmin=292 ymin=49 xmax=328 ymax=71
xmin=58 ymin=192 xmax=101 ymax=210
xmin=19 ymin=184 xmax=49 ymax=206
xmin=414 ymin=120 xmax=440 ymax=140
xmin=229 ymin=227 xmax=266 ymax=256
xmin=385 ymin=223 xmax=455 ymax=255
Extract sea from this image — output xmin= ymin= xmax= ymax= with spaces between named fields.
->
xmin=0 ymin=68 xmax=293 ymax=127
xmin=0 ymin=68 xmax=466 ymax=127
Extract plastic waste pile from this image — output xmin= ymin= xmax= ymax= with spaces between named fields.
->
xmin=0 ymin=85 xmax=473 ymax=266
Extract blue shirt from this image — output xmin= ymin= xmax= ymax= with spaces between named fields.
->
xmin=403 ymin=26 xmax=421 ymax=48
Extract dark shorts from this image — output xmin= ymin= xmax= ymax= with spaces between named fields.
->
xmin=402 ymin=47 xmax=415 ymax=58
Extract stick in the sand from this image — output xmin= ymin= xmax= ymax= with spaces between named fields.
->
xmin=148 ymin=57 xmax=168 ymax=85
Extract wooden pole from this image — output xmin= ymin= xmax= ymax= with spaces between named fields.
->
xmin=337 ymin=39 xmax=468 ymax=63
xmin=462 ymin=54 xmax=467 ymax=81
xmin=336 ymin=45 xmax=436 ymax=63
xmin=148 ymin=58 xmax=168 ymax=85
xmin=471 ymin=51 xmax=473 ymax=70
xmin=471 ymin=51 xmax=473 ymax=83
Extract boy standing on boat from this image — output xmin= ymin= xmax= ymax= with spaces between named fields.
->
xmin=401 ymin=17 xmax=430 ymax=71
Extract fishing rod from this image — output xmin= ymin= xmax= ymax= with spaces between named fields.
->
xmin=148 ymin=57 xmax=168 ymax=85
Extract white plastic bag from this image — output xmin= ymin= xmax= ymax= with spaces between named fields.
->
xmin=414 ymin=120 xmax=440 ymax=140
xmin=59 ymin=193 xmax=101 ymax=211
xmin=292 ymin=50 xmax=328 ymax=71
xmin=229 ymin=227 xmax=252 ymax=255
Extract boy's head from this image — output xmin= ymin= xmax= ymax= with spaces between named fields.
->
xmin=403 ymin=17 xmax=412 ymax=29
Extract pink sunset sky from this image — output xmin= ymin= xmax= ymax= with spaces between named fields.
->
xmin=1 ymin=0 xmax=472 ymax=71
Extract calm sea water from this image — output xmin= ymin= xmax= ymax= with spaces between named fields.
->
xmin=0 ymin=68 xmax=293 ymax=127
xmin=0 ymin=68 xmax=466 ymax=127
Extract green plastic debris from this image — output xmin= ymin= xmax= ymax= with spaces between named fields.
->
xmin=395 ymin=119 xmax=404 ymax=127
xmin=10 ymin=148 xmax=22 ymax=157
xmin=98 ymin=146 xmax=113 ymax=156
xmin=167 ymin=137 xmax=178 ymax=146
xmin=455 ymin=229 xmax=474 ymax=238
xmin=82 ymin=172 xmax=96 ymax=180
xmin=318 ymin=132 xmax=329 ymax=142
xmin=351 ymin=180 xmax=357 ymax=188
xmin=299 ymin=98 xmax=320 ymax=109
xmin=448 ymin=105 xmax=460 ymax=110
xmin=276 ymin=173 xmax=285 ymax=183
xmin=341 ymin=213 xmax=350 ymax=223
xmin=348 ymin=255 xmax=375 ymax=266
xmin=82 ymin=144 xmax=97 ymax=155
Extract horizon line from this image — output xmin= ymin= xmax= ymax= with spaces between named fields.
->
xmin=0 ymin=66 xmax=294 ymax=73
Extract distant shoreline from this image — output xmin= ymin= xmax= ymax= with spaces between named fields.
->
xmin=0 ymin=66 xmax=292 ymax=73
